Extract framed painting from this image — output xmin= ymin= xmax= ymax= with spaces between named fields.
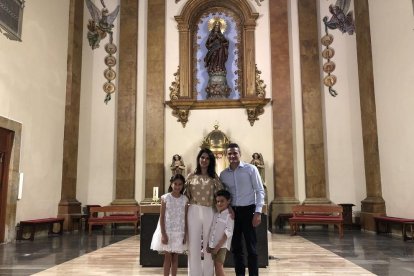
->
xmin=0 ymin=0 xmax=25 ymax=41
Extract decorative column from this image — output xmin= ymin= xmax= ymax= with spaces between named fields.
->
xmin=58 ymin=0 xmax=83 ymax=230
xmin=243 ymin=20 xmax=257 ymax=97
xmin=354 ymin=0 xmax=386 ymax=230
xmin=144 ymin=0 xmax=166 ymax=200
xmin=269 ymin=0 xmax=299 ymax=231
xmin=298 ymin=0 xmax=330 ymax=205
xmin=112 ymin=0 xmax=138 ymax=206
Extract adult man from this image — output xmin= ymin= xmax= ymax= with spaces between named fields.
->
xmin=219 ymin=143 xmax=265 ymax=276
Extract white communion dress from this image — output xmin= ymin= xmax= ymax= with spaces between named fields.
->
xmin=150 ymin=193 xmax=188 ymax=253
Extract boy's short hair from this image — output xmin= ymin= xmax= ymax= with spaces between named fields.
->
xmin=215 ymin=189 xmax=231 ymax=200
xmin=227 ymin=143 xmax=239 ymax=150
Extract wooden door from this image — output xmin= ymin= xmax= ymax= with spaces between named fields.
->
xmin=0 ymin=127 xmax=14 ymax=242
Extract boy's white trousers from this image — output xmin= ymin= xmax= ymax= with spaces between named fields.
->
xmin=187 ymin=204 xmax=214 ymax=276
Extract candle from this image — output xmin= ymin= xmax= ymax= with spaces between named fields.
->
xmin=153 ymin=187 xmax=159 ymax=200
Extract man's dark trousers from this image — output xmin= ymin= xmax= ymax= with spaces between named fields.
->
xmin=231 ymin=204 xmax=258 ymax=276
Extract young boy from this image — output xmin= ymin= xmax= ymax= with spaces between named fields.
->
xmin=207 ymin=189 xmax=234 ymax=276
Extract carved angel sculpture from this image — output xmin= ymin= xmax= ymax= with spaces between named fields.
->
xmin=251 ymin=153 xmax=265 ymax=183
xmin=85 ymin=0 xmax=120 ymax=49
xmin=323 ymin=0 xmax=355 ymax=35
xmin=170 ymin=154 xmax=186 ymax=176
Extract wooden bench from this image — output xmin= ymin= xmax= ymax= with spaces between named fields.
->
xmin=289 ymin=205 xmax=344 ymax=238
xmin=88 ymin=205 xmax=140 ymax=235
xmin=16 ymin=217 xmax=64 ymax=241
xmin=374 ymin=216 xmax=414 ymax=241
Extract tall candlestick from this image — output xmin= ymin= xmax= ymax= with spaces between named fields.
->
xmin=153 ymin=187 xmax=159 ymax=200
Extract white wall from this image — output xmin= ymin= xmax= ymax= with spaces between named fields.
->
xmin=289 ymin=0 xmax=306 ymax=202
xmin=136 ymin=0 xmax=148 ymax=204
xmin=77 ymin=0 xmax=119 ymax=206
xmin=318 ymin=0 xmax=366 ymax=209
xmin=0 ymin=0 xmax=70 ymax=220
xmin=369 ymin=0 xmax=414 ymax=218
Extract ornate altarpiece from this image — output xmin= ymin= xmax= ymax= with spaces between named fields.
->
xmin=165 ymin=0 xmax=270 ymax=127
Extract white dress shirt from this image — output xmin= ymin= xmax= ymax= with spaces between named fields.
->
xmin=220 ymin=161 xmax=265 ymax=213
xmin=208 ymin=208 xmax=234 ymax=250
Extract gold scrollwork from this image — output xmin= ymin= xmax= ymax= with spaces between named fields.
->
xmin=255 ymin=65 xmax=266 ymax=98
xmin=169 ymin=67 xmax=180 ymax=101
xmin=166 ymin=66 xmax=270 ymax=127
xmin=172 ymin=108 xmax=190 ymax=127
xmin=246 ymin=105 xmax=265 ymax=126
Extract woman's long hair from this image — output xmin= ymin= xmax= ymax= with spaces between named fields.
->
xmin=195 ymin=148 xmax=216 ymax=178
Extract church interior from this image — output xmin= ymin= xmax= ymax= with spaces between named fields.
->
xmin=1 ymin=0 xmax=414 ymax=275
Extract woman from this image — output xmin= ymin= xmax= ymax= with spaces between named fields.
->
xmin=204 ymin=21 xmax=229 ymax=74
xmin=185 ymin=148 xmax=223 ymax=276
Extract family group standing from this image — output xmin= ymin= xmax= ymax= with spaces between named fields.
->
xmin=151 ymin=144 xmax=265 ymax=276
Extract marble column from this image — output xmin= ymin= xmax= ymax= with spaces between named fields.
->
xmin=269 ymin=0 xmax=299 ymax=231
xmin=112 ymin=0 xmax=138 ymax=206
xmin=298 ymin=0 xmax=330 ymax=205
xmin=58 ymin=0 xmax=83 ymax=230
xmin=354 ymin=0 xmax=386 ymax=231
xmin=144 ymin=0 xmax=166 ymax=200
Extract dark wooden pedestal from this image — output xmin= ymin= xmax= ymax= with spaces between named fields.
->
xmin=139 ymin=209 xmax=187 ymax=267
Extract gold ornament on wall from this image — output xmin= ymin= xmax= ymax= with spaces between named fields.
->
xmin=320 ymin=33 xmax=337 ymax=96
xmin=85 ymin=0 xmax=120 ymax=104
xmin=321 ymin=0 xmax=355 ymax=97
xmin=169 ymin=67 xmax=180 ymax=101
xmin=255 ymin=65 xmax=266 ymax=98
xmin=201 ymin=122 xmax=231 ymax=159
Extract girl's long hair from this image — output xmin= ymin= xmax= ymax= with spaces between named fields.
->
xmin=195 ymin=148 xmax=216 ymax=178
xmin=167 ymin=173 xmax=185 ymax=194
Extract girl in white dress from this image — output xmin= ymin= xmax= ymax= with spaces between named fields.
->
xmin=151 ymin=174 xmax=188 ymax=276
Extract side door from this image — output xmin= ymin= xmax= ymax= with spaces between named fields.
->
xmin=0 ymin=127 xmax=14 ymax=242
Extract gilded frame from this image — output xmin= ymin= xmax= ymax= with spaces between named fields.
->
xmin=165 ymin=0 xmax=270 ymax=127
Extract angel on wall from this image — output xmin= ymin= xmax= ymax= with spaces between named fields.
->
xmin=85 ymin=0 xmax=120 ymax=103
xmin=85 ymin=0 xmax=119 ymax=49
xmin=250 ymin=152 xmax=268 ymax=203
xmin=323 ymin=0 xmax=355 ymax=35
xmin=250 ymin=153 xmax=265 ymax=183
xmin=321 ymin=0 xmax=355 ymax=97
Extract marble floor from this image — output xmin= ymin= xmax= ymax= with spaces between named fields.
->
xmin=0 ymin=227 xmax=413 ymax=275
